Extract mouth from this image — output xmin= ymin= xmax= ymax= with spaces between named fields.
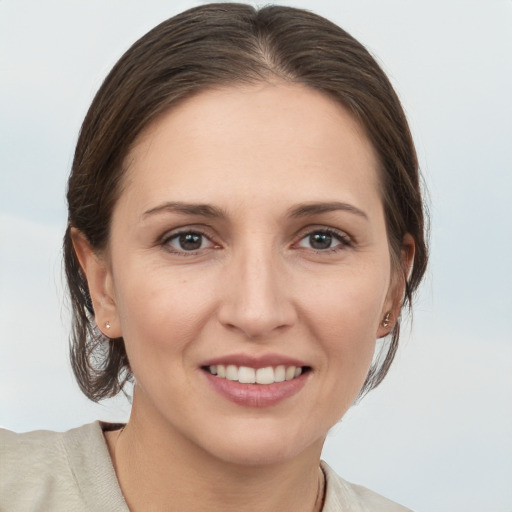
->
xmin=202 ymin=364 xmax=310 ymax=385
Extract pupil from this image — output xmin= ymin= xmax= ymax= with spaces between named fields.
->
xmin=179 ymin=233 xmax=202 ymax=250
xmin=310 ymin=232 xmax=332 ymax=250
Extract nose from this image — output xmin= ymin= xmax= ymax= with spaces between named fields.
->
xmin=217 ymin=246 xmax=297 ymax=340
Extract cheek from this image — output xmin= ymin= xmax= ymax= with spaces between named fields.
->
xmin=296 ymin=264 xmax=389 ymax=393
xmin=298 ymin=261 xmax=389 ymax=339
xmin=310 ymin=290 xmax=378 ymax=378
xmin=112 ymin=266 xmax=214 ymax=368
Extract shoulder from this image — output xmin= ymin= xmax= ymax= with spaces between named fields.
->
xmin=0 ymin=421 xmax=100 ymax=473
xmin=321 ymin=461 xmax=413 ymax=512
xmin=0 ymin=422 xmax=128 ymax=512
xmin=0 ymin=425 xmax=72 ymax=481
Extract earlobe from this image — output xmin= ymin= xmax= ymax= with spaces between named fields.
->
xmin=70 ymin=228 xmax=122 ymax=338
xmin=377 ymin=234 xmax=415 ymax=339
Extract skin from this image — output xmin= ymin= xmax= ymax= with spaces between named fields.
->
xmin=73 ymin=82 xmax=413 ymax=512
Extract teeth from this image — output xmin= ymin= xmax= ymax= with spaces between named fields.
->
xmin=226 ymin=365 xmax=238 ymax=381
xmin=285 ymin=366 xmax=296 ymax=381
xmin=238 ymin=366 xmax=256 ymax=384
xmin=274 ymin=365 xmax=286 ymax=382
xmin=208 ymin=364 xmax=304 ymax=385
xmin=256 ymin=367 xmax=274 ymax=385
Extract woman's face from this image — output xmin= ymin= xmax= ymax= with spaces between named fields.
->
xmin=95 ymin=83 xmax=401 ymax=465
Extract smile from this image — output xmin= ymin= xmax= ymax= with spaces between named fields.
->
xmin=205 ymin=365 xmax=305 ymax=385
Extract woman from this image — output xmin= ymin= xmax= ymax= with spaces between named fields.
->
xmin=0 ymin=3 xmax=427 ymax=511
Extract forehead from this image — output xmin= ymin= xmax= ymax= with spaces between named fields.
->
xmin=121 ymin=82 xmax=381 ymax=214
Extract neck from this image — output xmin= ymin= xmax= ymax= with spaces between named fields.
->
xmin=107 ymin=395 xmax=326 ymax=512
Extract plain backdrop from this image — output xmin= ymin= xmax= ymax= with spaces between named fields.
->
xmin=1 ymin=1 xmax=511 ymax=511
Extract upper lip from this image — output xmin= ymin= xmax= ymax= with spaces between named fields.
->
xmin=201 ymin=353 xmax=309 ymax=369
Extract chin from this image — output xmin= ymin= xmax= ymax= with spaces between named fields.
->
xmin=211 ymin=441 xmax=310 ymax=467
xmin=194 ymin=421 xmax=326 ymax=467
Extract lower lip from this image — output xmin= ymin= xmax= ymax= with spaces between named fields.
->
xmin=203 ymin=370 xmax=308 ymax=407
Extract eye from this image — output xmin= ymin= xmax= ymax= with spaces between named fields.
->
xmin=163 ymin=230 xmax=215 ymax=253
xmin=297 ymin=229 xmax=351 ymax=251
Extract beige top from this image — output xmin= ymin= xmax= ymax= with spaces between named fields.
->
xmin=0 ymin=422 xmax=411 ymax=511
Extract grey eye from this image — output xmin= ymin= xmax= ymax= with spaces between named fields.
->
xmin=178 ymin=233 xmax=203 ymax=250
xmin=308 ymin=232 xmax=333 ymax=250
xmin=167 ymin=231 xmax=209 ymax=252
xmin=297 ymin=229 xmax=350 ymax=252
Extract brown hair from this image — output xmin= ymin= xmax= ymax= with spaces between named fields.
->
xmin=64 ymin=2 xmax=428 ymax=402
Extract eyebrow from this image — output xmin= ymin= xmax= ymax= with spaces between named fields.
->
xmin=142 ymin=201 xmax=228 ymax=220
xmin=141 ymin=200 xmax=368 ymax=221
xmin=288 ymin=202 xmax=368 ymax=220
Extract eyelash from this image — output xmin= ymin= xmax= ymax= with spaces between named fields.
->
xmin=159 ymin=227 xmax=353 ymax=255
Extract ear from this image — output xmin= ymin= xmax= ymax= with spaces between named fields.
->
xmin=71 ymin=228 xmax=122 ymax=338
xmin=376 ymin=233 xmax=415 ymax=338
